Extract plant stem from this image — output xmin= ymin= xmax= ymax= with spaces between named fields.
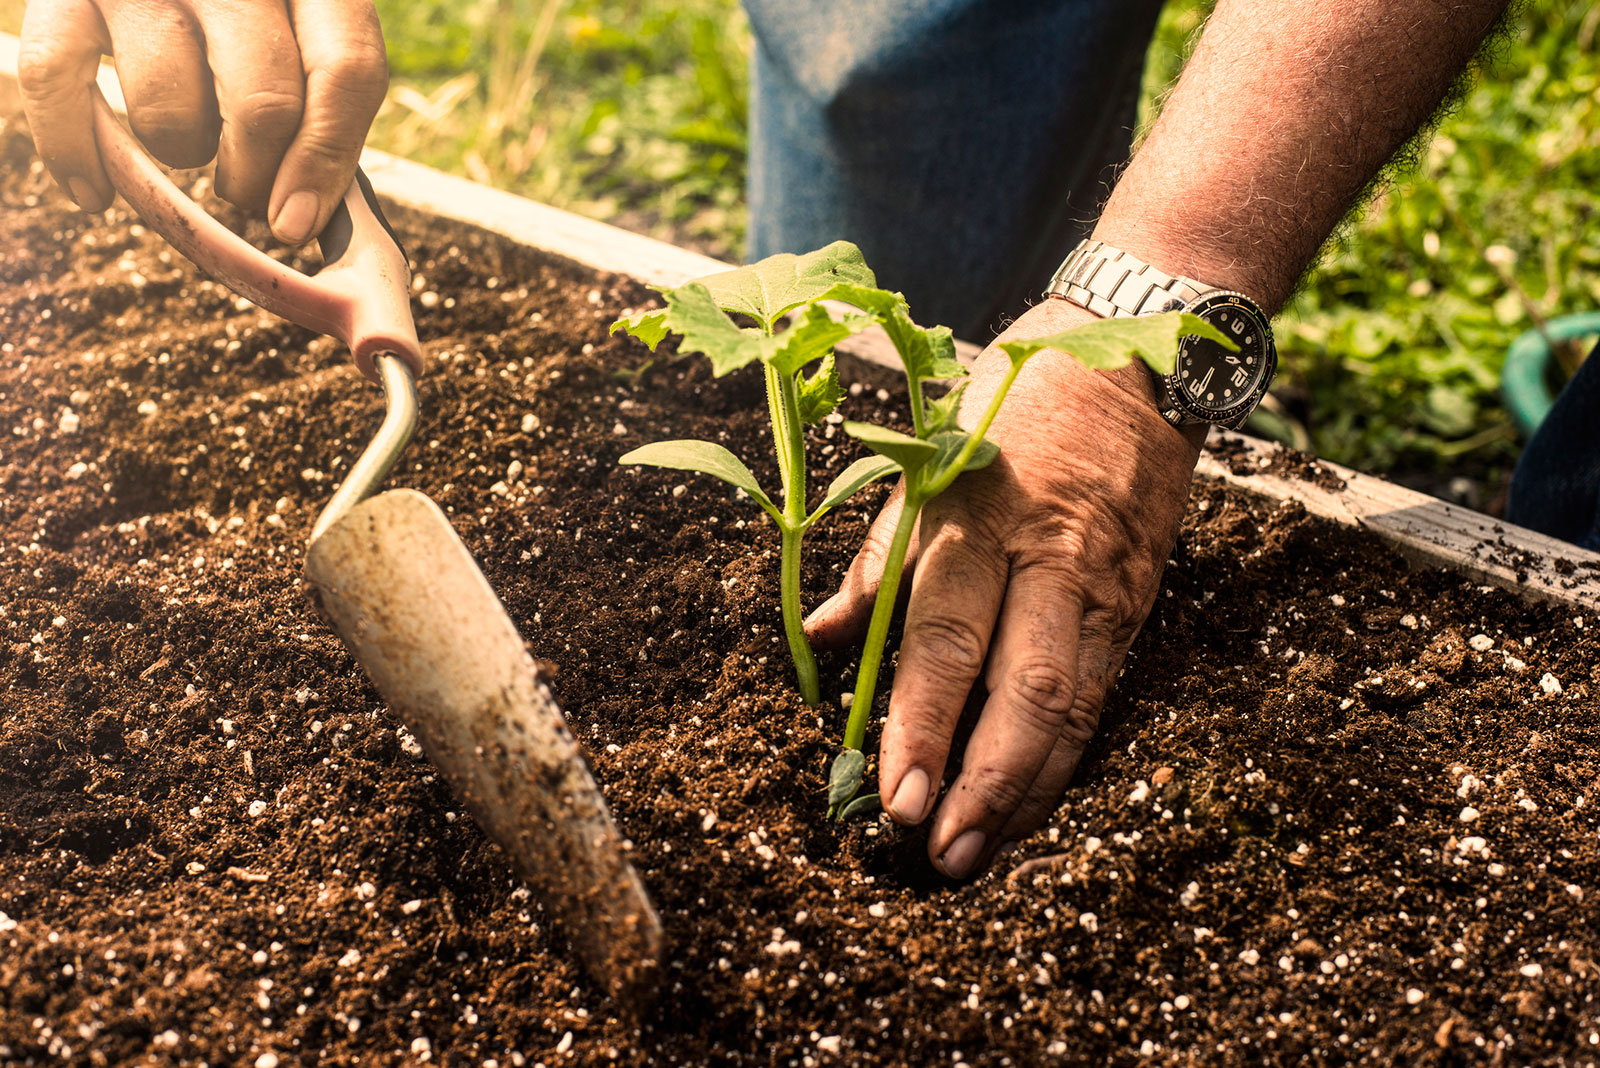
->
xmin=842 ymin=485 xmax=923 ymax=750
xmin=764 ymin=363 xmax=792 ymax=485
xmin=772 ymin=368 xmax=820 ymax=706
xmin=923 ymin=358 xmax=1026 ymax=498
xmin=780 ymin=523 xmax=820 ymax=706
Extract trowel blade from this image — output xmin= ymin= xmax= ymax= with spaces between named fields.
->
xmin=304 ymin=488 xmax=662 ymax=1000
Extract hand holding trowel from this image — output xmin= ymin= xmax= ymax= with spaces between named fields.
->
xmin=87 ymin=87 xmax=662 ymax=1001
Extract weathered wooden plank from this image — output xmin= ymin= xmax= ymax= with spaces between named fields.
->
xmin=1197 ymin=431 xmax=1600 ymax=611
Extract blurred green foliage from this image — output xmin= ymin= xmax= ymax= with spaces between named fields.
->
xmin=370 ymin=0 xmax=748 ymax=260
xmin=2 ymin=0 xmax=1594 ymax=488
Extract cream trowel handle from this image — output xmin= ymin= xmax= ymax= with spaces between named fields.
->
xmin=89 ymin=86 xmax=423 ymax=382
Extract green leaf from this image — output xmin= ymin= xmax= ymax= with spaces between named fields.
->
xmin=923 ymin=382 xmax=969 ymax=434
xmin=843 ymin=421 xmax=938 ymax=474
xmin=660 ymin=283 xmax=767 ymax=377
xmin=610 ymin=308 xmax=671 ymax=350
xmin=796 ymin=353 xmax=845 ymax=424
xmin=924 ymin=430 xmax=1002 ymax=489
xmin=619 ymin=439 xmax=779 ymax=518
xmin=806 ymin=455 xmax=899 ymax=528
xmin=839 ymin=793 xmax=882 ymax=821
xmin=822 ymin=282 xmax=966 ymax=382
xmin=997 ymin=311 xmax=1237 ymax=375
xmin=767 ymin=305 xmax=875 ymax=378
xmin=828 ymin=748 xmax=867 ymax=809
xmin=696 ymin=241 xmax=875 ymax=331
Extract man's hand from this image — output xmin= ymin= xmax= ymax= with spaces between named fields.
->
xmin=806 ymin=298 xmax=1202 ymax=879
xmin=18 ymin=0 xmax=388 ymax=244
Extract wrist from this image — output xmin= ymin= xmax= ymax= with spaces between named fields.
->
xmin=1087 ymin=219 xmax=1287 ymax=319
xmin=979 ymin=298 xmax=1206 ymax=455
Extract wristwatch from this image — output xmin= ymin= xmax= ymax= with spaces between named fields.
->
xmin=1044 ymin=239 xmax=1277 ymax=430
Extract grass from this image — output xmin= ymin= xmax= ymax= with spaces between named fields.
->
xmin=3 ymin=0 xmax=1595 ymax=489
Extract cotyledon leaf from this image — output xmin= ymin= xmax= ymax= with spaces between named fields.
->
xmin=619 ymin=440 xmax=780 ymax=519
xmin=827 ymin=748 xmax=867 ymax=809
xmin=842 ymin=421 xmax=938 ymax=474
xmin=805 ymin=454 xmax=899 ymax=528
xmin=839 ymin=793 xmax=882 ymax=821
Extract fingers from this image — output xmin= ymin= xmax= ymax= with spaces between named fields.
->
xmin=17 ymin=0 xmax=114 ymax=209
xmin=876 ymin=508 xmax=1008 ymax=831
xmin=922 ymin=567 xmax=1090 ymax=877
xmin=804 ymin=482 xmax=920 ymax=650
xmin=194 ymin=0 xmax=305 ymax=210
xmin=102 ymin=1 xmax=219 ymax=170
xmin=995 ymin=645 xmax=1121 ymax=844
xmin=269 ymin=0 xmax=389 ymax=244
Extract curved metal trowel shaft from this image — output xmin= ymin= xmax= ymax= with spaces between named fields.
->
xmin=311 ymin=353 xmax=420 ymax=544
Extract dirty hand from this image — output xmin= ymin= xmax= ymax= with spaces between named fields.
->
xmin=806 ymin=297 xmax=1203 ymax=879
xmin=18 ymin=0 xmax=388 ymax=243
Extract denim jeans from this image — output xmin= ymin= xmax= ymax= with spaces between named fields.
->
xmin=743 ymin=0 xmax=1164 ymax=341
xmin=1507 ymin=344 xmax=1600 ymax=551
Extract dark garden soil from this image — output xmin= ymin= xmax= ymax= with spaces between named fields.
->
xmin=3 ymin=118 xmax=1600 ymax=1068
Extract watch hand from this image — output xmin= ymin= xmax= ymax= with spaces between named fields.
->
xmin=1196 ymin=367 xmax=1214 ymax=393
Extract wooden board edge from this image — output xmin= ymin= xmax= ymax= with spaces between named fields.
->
xmin=1198 ymin=431 xmax=1600 ymax=612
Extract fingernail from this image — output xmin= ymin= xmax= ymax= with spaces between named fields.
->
xmin=272 ymin=190 xmax=319 ymax=244
xmin=67 ymin=178 xmax=99 ymax=211
xmin=888 ymin=768 xmax=930 ymax=824
xmin=938 ymin=829 xmax=987 ymax=879
xmin=803 ymin=592 xmax=839 ymax=629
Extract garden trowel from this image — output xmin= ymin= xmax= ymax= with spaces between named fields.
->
xmin=89 ymin=88 xmax=662 ymax=1000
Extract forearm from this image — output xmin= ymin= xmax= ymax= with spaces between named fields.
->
xmin=1096 ymin=0 xmax=1510 ymax=314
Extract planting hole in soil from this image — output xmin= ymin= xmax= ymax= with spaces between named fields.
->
xmin=3 ymin=121 xmax=1600 ymax=1065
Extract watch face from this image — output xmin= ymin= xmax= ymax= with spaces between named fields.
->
xmin=1174 ymin=292 xmax=1275 ymax=420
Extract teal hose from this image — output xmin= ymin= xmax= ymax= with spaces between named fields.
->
xmin=1502 ymin=312 xmax=1600 ymax=437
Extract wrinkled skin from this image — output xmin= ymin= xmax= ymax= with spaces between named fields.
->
xmin=807 ymin=297 xmax=1203 ymax=879
xmin=19 ymin=0 xmax=387 ymax=244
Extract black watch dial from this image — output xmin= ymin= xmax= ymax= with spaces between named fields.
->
xmin=1173 ymin=292 xmax=1275 ymax=421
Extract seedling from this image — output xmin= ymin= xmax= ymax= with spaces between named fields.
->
xmin=610 ymin=241 xmax=1235 ymax=819
xmin=819 ymin=301 xmax=1238 ymax=819
xmin=611 ymin=242 xmax=894 ymax=706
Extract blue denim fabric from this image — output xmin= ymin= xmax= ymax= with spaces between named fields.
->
xmin=743 ymin=0 xmax=1163 ymax=341
xmin=1507 ymin=343 xmax=1600 ymax=551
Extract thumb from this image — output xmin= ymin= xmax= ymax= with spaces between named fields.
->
xmin=805 ymin=480 xmax=920 ymax=649
xmin=269 ymin=0 xmax=389 ymax=244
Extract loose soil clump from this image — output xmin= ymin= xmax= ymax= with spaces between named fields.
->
xmin=3 ymin=121 xmax=1599 ymax=1066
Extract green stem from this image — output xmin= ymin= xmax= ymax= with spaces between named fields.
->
xmin=923 ymin=358 xmax=1026 ymax=498
xmin=780 ymin=523 xmax=820 ymax=706
xmin=773 ymin=368 xmax=820 ymax=706
xmin=906 ymin=371 xmax=926 ymax=438
xmin=764 ymin=362 xmax=792 ymax=492
xmin=842 ymin=484 xmax=924 ymax=750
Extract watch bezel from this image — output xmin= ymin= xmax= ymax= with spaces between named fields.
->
xmin=1161 ymin=290 xmax=1277 ymax=428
